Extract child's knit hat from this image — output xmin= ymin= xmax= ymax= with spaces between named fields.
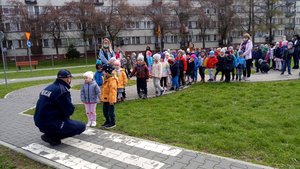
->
xmin=137 ymin=53 xmax=144 ymax=61
xmin=153 ymin=53 xmax=161 ymax=61
xmin=83 ymin=71 xmax=94 ymax=79
xmin=209 ymin=51 xmax=215 ymax=55
xmin=190 ymin=54 xmax=196 ymax=59
xmin=102 ymin=64 xmax=115 ymax=74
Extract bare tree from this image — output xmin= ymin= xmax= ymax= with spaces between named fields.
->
xmin=89 ymin=9 xmax=106 ymax=59
xmin=40 ymin=5 xmax=68 ymax=56
xmin=215 ymin=0 xmax=236 ymax=46
xmin=9 ymin=0 xmax=44 ymax=54
xmin=169 ymin=0 xmax=193 ymax=50
xmin=65 ymin=0 xmax=96 ymax=59
xmin=103 ymin=0 xmax=136 ymax=50
xmin=263 ymin=0 xmax=283 ymax=43
xmin=194 ymin=0 xmax=214 ymax=48
xmin=144 ymin=1 xmax=171 ymax=51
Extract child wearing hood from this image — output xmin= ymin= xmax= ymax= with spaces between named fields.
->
xmin=168 ymin=58 xmax=179 ymax=90
xmin=113 ymin=60 xmax=128 ymax=102
xmin=206 ymin=51 xmax=219 ymax=81
xmin=152 ymin=53 xmax=164 ymax=96
xmin=235 ymin=51 xmax=246 ymax=81
xmin=81 ymin=71 xmax=101 ymax=127
xmin=101 ymin=64 xmax=118 ymax=129
xmin=130 ymin=53 xmax=150 ymax=99
xmin=146 ymin=51 xmax=153 ymax=75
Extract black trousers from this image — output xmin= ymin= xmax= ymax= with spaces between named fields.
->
xmin=293 ymin=49 xmax=299 ymax=68
xmin=103 ymin=102 xmax=115 ymax=125
xmin=224 ymin=69 xmax=231 ymax=82
xmin=136 ymin=77 xmax=147 ymax=95
xmin=199 ymin=66 xmax=205 ymax=80
xmin=43 ymin=119 xmax=86 ymax=140
xmin=243 ymin=59 xmax=253 ymax=78
xmin=178 ymin=70 xmax=185 ymax=86
xmin=160 ymin=77 xmax=168 ymax=87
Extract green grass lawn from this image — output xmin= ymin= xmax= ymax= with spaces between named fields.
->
xmin=67 ymin=80 xmax=299 ymax=169
xmin=0 ymin=145 xmax=52 ymax=169
xmin=18 ymin=79 xmax=300 ymax=169
xmin=4 ymin=57 xmax=96 ymax=71
xmin=0 ymin=80 xmax=54 ymax=98
xmin=0 ymin=57 xmax=96 ymax=79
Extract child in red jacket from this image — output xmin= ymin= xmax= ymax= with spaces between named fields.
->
xmin=206 ymin=51 xmax=218 ymax=81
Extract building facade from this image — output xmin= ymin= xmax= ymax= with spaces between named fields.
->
xmin=0 ymin=0 xmax=299 ymax=59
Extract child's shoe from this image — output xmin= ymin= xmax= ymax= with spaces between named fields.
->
xmin=142 ymin=94 xmax=147 ymax=99
xmin=86 ymin=121 xmax=91 ymax=127
xmin=91 ymin=121 xmax=97 ymax=127
xmin=160 ymin=90 xmax=164 ymax=96
xmin=138 ymin=92 xmax=142 ymax=98
xmin=105 ymin=123 xmax=116 ymax=129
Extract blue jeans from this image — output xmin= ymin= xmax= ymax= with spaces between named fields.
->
xmin=172 ymin=75 xmax=179 ymax=89
xmin=282 ymin=60 xmax=291 ymax=74
xmin=193 ymin=69 xmax=198 ymax=81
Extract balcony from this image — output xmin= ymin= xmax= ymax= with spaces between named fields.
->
xmin=286 ymin=11 xmax=296 ymax=18
xmin=25 ymin=0 xmax=37 ymax=4
xmin=286 ymin=0 xmax=296 ymax=6
xmin=94 ymin=0 xmax=104 ymax=6
xmin=285 ymin=23 xmax=295 ymax=30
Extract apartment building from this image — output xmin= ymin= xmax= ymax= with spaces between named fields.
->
xmin=0 ymin=0 xmax=299 ymax=58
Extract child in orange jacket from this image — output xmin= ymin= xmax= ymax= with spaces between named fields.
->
xmin=113 ymin=60 xmax=128 ymax=102
xmin=100 ymin=64 xmax=118 ymax=129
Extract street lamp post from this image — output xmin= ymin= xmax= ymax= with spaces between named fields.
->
xmin=0 ymin=31 xmax=8 ymax=88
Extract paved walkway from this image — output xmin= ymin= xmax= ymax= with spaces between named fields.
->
xmin=0 ymin=69 xmax=298 ymax=169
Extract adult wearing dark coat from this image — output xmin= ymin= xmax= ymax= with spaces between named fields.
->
xmin=292 ymin=34 xmax=300 ymax=69
xmin=34 ymin=69 xmax=86 ymax=146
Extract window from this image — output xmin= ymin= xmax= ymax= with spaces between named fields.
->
xmin=63 ymin=23 xmax=68 ymax=30
xmin=171 ymin=36 xmax=177 ymax=43
xmin=5 ymin=23 xmax=10 ymax=31
xmin=77 ymin=23 xmax=82 ymax=30
xmin=34 ymin=6 xmax=39 ymax=15
xmin=145 ymin=36 xmax=152 ymax=44
xmin=131 ymin=37 xmax=140 ymax=45
xmin=214 ymin=35 xmax=217 ymax=41
xmin=296 ymin=17 xmax=300 ymax=24
xmin=43 ymin=39 xmax=49 ymax=47
xmin=3 ymin=8 xmax=9 ymax=14
xmin=135 ymin=22 xmax=140 ymax=29
xmin=143 ymin=21 xmax=151 ymax=29
xmin=18 ymin=40 xmax=24 ymax=48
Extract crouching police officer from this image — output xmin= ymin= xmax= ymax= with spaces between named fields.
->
xmin=34 ymin=69 xmax=86 ymax=146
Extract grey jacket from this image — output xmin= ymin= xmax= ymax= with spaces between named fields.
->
xmin=80 ymin=80 xmax=100 ymax=103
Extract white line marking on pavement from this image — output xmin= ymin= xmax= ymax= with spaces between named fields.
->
xmin=82 ymin=128 xmax=96 ymax=136
xmin=62 ymin=138 xmax=165 ymax=169
xmin=22 ymin=143 xmax=107 ymax=169
xmin=100 ymin=132 xmax=182 ymax=156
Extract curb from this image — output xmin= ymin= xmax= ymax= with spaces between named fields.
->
xmin=0 ymin=140 xmax=69 ymax=169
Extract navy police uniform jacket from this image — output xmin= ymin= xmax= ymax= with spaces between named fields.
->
xmin=34 ymin=79 xmax=74 ymax=133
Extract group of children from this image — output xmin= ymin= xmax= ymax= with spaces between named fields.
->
xmin=79 ymin=38 xmax=299 ymax=129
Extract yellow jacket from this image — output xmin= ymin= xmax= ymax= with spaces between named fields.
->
xmin=113 ymin=68 xmax=128 ymax=89
xmin=100 ymin=75 xmax=118 ymax=104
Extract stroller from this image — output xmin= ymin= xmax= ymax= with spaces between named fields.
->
xmin=258 ymin=59 xmax=270 ymax=73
